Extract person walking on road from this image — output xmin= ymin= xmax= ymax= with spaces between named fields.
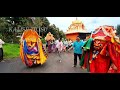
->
xmin=56 ymin=38 xmax=63 ymax=62
xmin=69 ymin=36 xmax=84 ymax=67
xmin=0 ymin=39 xmax=5 ymax=61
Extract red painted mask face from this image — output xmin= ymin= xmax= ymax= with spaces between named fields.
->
xmin=93 ymin=39 xmax=106 ymax=51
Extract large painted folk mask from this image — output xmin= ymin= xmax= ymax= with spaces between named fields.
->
xmin=93 ymin=39 xmax=106 ymax=51
xmin=92 ymin=25 xmax=116 ymax=51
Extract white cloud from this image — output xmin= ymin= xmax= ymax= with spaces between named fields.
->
xmin=47 ymin=17 xmax=120 ymax=32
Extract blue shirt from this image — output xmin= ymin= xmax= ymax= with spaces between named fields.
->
xmin=73 ymin=40 xmax=84 ymax=54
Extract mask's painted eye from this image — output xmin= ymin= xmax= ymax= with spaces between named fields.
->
xmin=99 ymin=44 xmax=102 ymax=46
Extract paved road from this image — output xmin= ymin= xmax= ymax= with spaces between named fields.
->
xmin=0 ymin=51 xmax=88 ymax=73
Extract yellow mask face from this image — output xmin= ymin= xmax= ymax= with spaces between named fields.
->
xmin=25 ymin=37 xmax=37 ymax=47
xmin=26 ymin=37 xmax=37 ymax=42
xmin=20 ymin=29 xmax=47 ymax=66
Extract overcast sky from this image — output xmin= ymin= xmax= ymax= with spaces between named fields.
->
xmin=46 ymin=17 xmax=120 ymax=32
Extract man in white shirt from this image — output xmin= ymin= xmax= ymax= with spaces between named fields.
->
xmin=55 ymin=39 xmax=59 ymax=52
xmin=0 ymin=39 xmax=5 ymax=61
xmin=56 ymin=38 xmax=63 ymax=62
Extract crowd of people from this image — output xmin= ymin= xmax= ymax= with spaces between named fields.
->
xmin=45 ymin=33 xmax=120 ymax=73
xmin=46 ymin=38 xmax=74 ymax=53
xmin=45 ymin=36 xmax=85 ymax=67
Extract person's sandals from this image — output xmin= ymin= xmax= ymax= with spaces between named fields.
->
xmin=72 ymin=65 xmax=76 ymax=67
xmin=59 ymin=60 xmax=61 ymax=62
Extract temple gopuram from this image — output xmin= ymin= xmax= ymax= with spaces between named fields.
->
xmin=65 ymin=18 xmax=91 ymax=41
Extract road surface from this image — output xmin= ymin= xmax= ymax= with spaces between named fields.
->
xmin=0 ymin=51 xmax=88 ymax=73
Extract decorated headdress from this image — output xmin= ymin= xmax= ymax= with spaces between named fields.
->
xmin=92 ymin=25 xmax=117 ymax=41
xmin=45 ymin=32 xmax=55 ymax=41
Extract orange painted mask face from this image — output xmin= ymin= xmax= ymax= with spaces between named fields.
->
xmin=93 ymin=39 xmax=106 ymax=51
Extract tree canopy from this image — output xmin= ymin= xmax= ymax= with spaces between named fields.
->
xmin=0 ymin=17 xmax=65 ymax=43
xmin=116 ymin=24 xmax=120 ymax=36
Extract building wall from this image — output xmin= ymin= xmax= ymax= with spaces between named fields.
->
xmin=66 ymin=33 xmax=79 ymax=41
xmin=66 ymin=33 xmax=91 ymax=41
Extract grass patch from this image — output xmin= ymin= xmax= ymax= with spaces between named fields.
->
xmin=3 ymin=43 xmax=20 ymax=59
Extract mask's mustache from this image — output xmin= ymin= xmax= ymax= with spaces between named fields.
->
xmin=94 ymin=46 xmax=100 ymax=48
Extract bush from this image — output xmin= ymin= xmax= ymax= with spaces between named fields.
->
xmin=41 ymin=38 xmax=46 ymax=44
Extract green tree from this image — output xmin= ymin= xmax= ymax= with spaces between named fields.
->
xmin=59 ymin=30 xmax=65 ymax=39
xmin=39 ymin=17 xmax=50 ymax=27
xmin=0 ymin=17 xmax=65 ymax=43
xmin=46 ymin=24 xmax=65 ymax=39
xmin=0 ymin=17 xmax=9 ymax=40
xmin=33 ymin=17 xmax=50 ymax=37
xmin=116 ymin=25 xmax=120 ymax=35
xmin=2 ymin=17 xmax=35 ymax=43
